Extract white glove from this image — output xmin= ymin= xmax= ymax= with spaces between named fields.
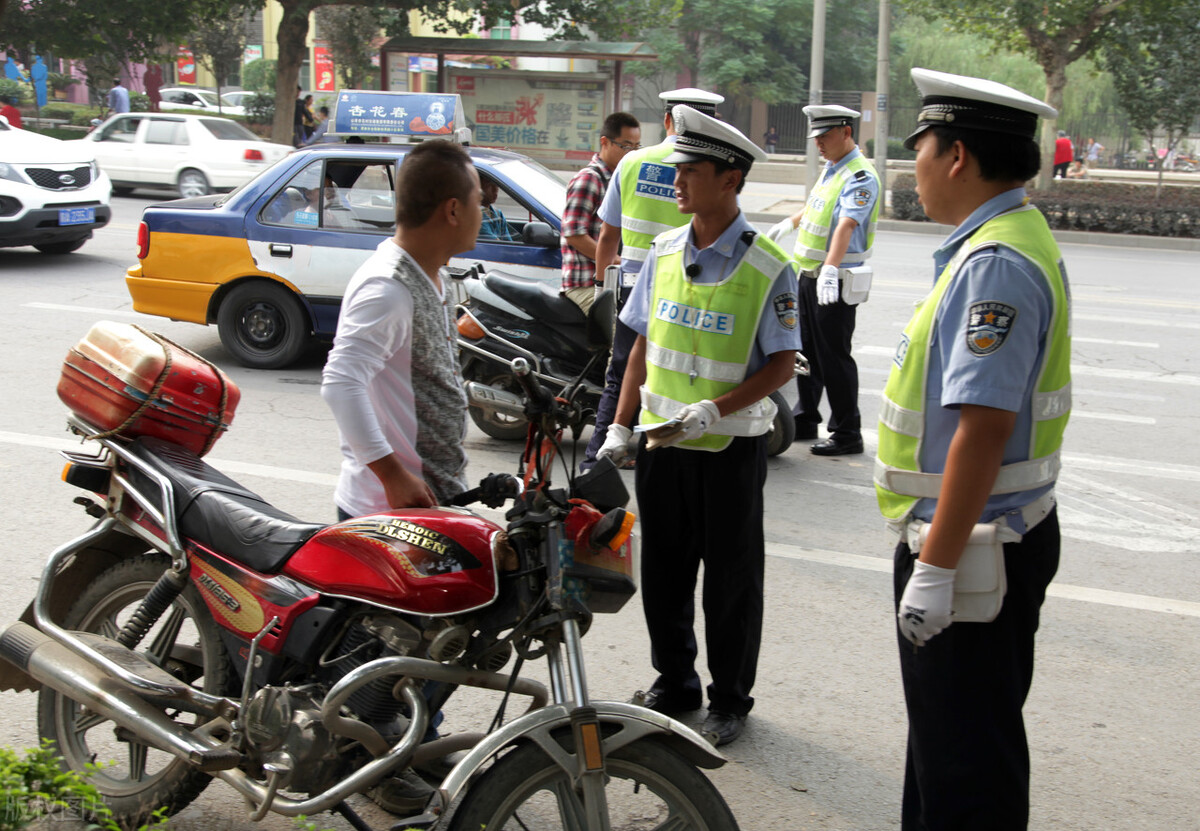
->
xmin=673 ymin=400 xmax=721 ymax=442
xmin=816 ymin=264 xmax=841 ymax=306
xmin=596 ymin=423 xmax=636 ymax=466
xmin=898 ymin=560 xmax=956 ymax=647
xmin=766 ymin=218 xmax=794 ymax=243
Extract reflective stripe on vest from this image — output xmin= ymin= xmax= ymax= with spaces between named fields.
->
xmin=793 ymin=154 xmax=880 ymax=271
xmin=641 ymin=226 xmax=789 ymax=451
xmin=617 ymin=143 xmax=689 ymax=265
xmin=874 ymin=204 xmax=1072 ymax=522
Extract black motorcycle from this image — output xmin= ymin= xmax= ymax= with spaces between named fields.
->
xmin=450 ymin=266 xmax=801 ymax=456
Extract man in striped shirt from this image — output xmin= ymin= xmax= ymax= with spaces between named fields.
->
xmin=560 ymin=111 xmax=641 ymax=313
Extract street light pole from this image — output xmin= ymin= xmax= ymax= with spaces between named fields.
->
xmin=874 ymin=0 xmax=890 ymax=202
xmin=806 ymin=0 xmax=827 ymax=191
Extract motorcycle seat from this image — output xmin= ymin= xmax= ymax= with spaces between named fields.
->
xmin=483 ymin=271 xmax=588 ymax=327
xmin=124 ymin=437 xmax=325 ymax=574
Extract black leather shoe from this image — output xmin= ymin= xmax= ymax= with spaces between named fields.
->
xmin=810 ymin=436 xmax=863 ymax=456
xmin=630 ymin=688 xmax=702 ymax=717
xmin=793 ymin=417 xmax=818 ymax=440
xmin=701 ymin=710 xmax=746 ymax=747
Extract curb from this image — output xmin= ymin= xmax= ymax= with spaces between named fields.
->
xmin=743 ymin=213 xmax=1200 ymax=253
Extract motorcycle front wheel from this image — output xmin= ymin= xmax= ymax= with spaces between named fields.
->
xmin=37 ymin=553 xmax=234 ymax=827
xmin=449 ymin=733 xmax=740 ymax=830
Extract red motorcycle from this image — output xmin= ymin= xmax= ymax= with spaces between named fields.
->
xmin=0 ymin=323 xmax=738 ymax=830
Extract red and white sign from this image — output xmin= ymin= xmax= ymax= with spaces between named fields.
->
xmin=314 ymin=46 xmax=335 ymax=92
xmin=176 ymin=49 xmax=196 ymax=84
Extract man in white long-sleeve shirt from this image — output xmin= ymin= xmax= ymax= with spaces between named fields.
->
xmin=322 ymin=141 xmax=482 ymax=518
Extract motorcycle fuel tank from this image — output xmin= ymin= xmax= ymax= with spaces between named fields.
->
xmin=283 ymin=510 xmax=504 ymax=616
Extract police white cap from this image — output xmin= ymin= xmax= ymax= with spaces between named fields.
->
xmin=662 ymin=105 xmax=766 ymax=173
xmin=659 ymin=87 xmax=724 ymax=116
xmin=804 ymin=104 xmax=859 ymax=139
xmin=904 ymin=68 xmax=1058 ymax=150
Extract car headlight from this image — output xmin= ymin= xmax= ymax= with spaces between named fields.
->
xmin=90 ymin=159 xmax=101 ymax=179
xmin=0 ymin=162 xmax=25 ymax=184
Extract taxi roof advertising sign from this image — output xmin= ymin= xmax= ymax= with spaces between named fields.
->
xmin=330 ymin=90 xmax=466 ymax=139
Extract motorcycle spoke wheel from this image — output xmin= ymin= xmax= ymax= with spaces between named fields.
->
xmin=448 ymin=734 xmax=739 ymax=831
xmin=36 ymin=554 xmax=233 ymax=826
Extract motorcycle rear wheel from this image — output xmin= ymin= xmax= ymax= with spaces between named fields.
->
xmin=36 ymin=553 xmax=234 ymax=827
xmin=466 ymin=366 xmax=530 ymax=441
xmin=765 ymin=389 xmax=795 ymax=457
xmin=448 ymin=732 xmax=739 ymax=830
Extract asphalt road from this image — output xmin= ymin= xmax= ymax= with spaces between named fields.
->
xmin=0 ymin=194 xmax=1197 ymax=830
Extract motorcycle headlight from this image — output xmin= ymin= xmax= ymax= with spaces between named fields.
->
xmin=0 ymin=162 xmax=25 ymax=183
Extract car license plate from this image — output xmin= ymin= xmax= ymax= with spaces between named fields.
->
xmin=59 ymin=207 xmax=94 ymax=226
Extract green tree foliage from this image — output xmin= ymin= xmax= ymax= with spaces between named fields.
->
xmin=188 ymin=5 xmax=254 ymax=105
xmin=0 ymin=0 xmax=252 ymax=106
xmin=896 ymin=0 xmax=1140 ymax=185
xmin=1102 ymin=0 xmax=1200 ymax=194
xmin=243 ymin=58 xmax=277 ymax=93
xmin=632 ymin=0 xmax=876 ymax=107
xmin=315 ymin=5 xmax=406 ymax=90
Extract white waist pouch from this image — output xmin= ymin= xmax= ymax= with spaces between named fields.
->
xmin=840 ymin=265 xmax=873 ymax=305
xmin=916 ymin=522 xmax=1020 ymax=623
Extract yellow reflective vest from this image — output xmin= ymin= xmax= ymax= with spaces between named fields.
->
xmin=640 ymin=226 xmax=790 ymax=451
xmin=793 ymin=153 xmax=879 ymax=271
xmin=874 ymin=205 xmax=1071 ymax=523
xmin=616 ymin=142 xmax=689 ymax=265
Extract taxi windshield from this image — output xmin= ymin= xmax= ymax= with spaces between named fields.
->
xmin=492 ymin=158 xmax=565 ymax=217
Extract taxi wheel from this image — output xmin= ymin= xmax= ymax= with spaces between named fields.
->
xmin=217 ymin=281 xmax=311 ymax=369
xmin=177 ymin=169 xmax=210 ymax=198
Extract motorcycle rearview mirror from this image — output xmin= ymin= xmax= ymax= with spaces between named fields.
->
xmin=521 ymin=221 xmax=558 ymax=248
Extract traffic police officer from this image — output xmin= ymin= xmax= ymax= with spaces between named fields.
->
xmin=598 ymin=106 xmax=800 ymax=746
xmin=877 ymin=68 xmax=1070 ymax=830
xmin=768 ymin=105 xmax=879 ymax=455
xmin=581 ymin=87 xmax=725 ymax=469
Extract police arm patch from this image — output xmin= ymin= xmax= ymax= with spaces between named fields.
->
xmin=773 ymin=292 xmax=798 ymax=330
xmin=966 ymin=301 xmax=1018 ymax=356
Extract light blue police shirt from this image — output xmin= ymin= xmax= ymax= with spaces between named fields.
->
xmin=815 ymin=146 xmax=879 ymax=267
xmin=620 ymin=211 xmax=802 ymax=375
xmin=912 ymin=187 xmax=1067 ymax=525
xmin=597 ymin=136 xmax=680 ymax=274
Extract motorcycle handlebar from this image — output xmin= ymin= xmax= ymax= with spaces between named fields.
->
xmin=448 ymin=472 xmax=524 ymax=508
xmin=511 ymin=358 xmax=555 ymax=415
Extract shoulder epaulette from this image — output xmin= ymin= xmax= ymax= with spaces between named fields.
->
xmin=853 ymin=170 xmax=869 ymax=182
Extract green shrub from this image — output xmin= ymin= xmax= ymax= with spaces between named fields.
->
xmin=0 ymin=743 xmax=170 ymax=831
xmin=34 ymin=105 xmax=73 ymax=122
xmin=0 ymin=79 xmax=27 ymax=105
xmin=889 ymin=174 xmax=1200 ymax=237
xmin=244 ymin=91 xmax=275 ymax=124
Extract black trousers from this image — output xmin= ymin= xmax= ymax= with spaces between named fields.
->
xmin=894 ymin=509 xmax=1061 ymax=831
xmin=583 ymin=313 xmax=637 ymax=468
xmin=796 ymin=273 xmax=861 ymax=441
xmin=635 ymin=434 xmax=767 ymax=716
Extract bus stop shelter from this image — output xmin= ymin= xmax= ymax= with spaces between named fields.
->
xmin=378 ymin=37 xmax=659 ymax=114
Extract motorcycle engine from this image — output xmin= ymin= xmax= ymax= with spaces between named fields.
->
xmin=241 ymin=614 xmax=428 ymax=794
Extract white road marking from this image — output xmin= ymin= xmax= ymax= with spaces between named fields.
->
xmin=1073 ymin=336 xmax=1159 ymax=348
xmin=3 ymin=428 xmax=1195 ymax=618
xmin=765 ymin=541 xmax=1200 ymax=618
xmin=22 ymin=302 xmax=146 ymax=321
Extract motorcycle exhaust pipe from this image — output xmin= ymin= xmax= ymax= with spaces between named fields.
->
xmin=465 ymin=381 xmax=527 ymax=419
xmin=0 ymin=622 xmax=239 ymax=772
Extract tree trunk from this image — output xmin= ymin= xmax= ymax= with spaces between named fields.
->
xmin=272 ymin=1 xmax=310 ymax=146
xmin=1036 ymin=57 xmax=1069 ymax=191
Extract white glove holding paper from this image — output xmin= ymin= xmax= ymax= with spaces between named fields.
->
xmin=816 ymin=264 xmax=841 ymax=306
xmin=898 ymin=560 xmax=956 ymax=646
xmin=766 ymin=218 xmax=794 ymax=243
xmin=596 ymin=423 xmax=636 ymax=466
xmin=672 ymin=399 xmax=721 ymax=442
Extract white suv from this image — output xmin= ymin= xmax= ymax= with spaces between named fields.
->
xmin=0 ymin=115 xmax=112 ymax=254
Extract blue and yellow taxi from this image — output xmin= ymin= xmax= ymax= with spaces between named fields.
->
xmin=126 ymin=92 xmax=565 ymax=369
